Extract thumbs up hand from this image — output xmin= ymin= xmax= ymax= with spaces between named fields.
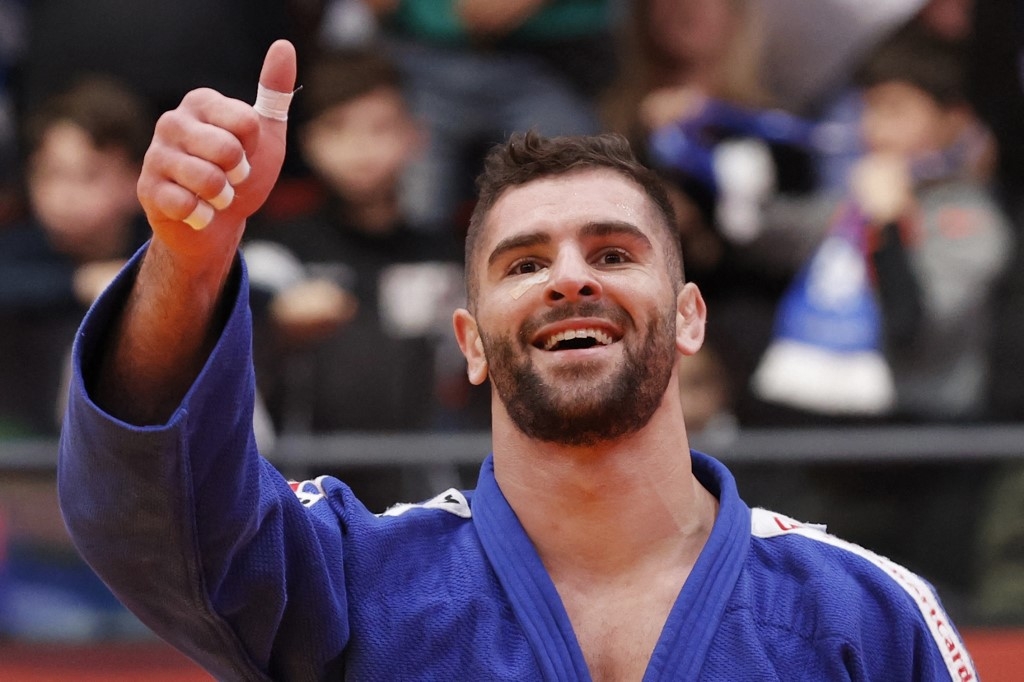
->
xmin=136 ymin=39 xmax=297 ymax=262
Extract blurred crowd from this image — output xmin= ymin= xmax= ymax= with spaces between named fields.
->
xmin=0 ymin=0 xmax=1022 ymax=640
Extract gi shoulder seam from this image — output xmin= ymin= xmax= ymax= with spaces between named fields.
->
xmin=749 ymin=507 xmax=976 ymax=680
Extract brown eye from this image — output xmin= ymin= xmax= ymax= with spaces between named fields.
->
xmin=600 ymin=250 xmax=628 ymax=265
xmin=512 ymin=261 xmax=539 ymax=275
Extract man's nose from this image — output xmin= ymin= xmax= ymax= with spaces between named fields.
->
xmin=545 ymin=250 xmax=602 ymax=303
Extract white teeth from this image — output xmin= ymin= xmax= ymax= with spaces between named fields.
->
xmin=543 ymin=328 xmax=614 ymax=350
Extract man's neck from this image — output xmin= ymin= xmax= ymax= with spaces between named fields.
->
xmin=491 ymin=406 xmax=718 ymax=579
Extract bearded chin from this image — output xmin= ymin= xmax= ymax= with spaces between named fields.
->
xmin=483 ymin=311 xmax=677 ymax=447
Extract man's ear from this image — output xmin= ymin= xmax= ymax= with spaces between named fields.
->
xmin=453 ymin=308 xmax=488 ymax=385
xmin=676 ymin=282 xmax=706 ymax=357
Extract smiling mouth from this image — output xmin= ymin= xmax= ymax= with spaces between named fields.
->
xmin=539 ymin=328 xmax=615 ymax=351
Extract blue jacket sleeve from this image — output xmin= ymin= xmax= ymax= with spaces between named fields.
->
xmin=57 ymin=246 xmax=351 ymax=681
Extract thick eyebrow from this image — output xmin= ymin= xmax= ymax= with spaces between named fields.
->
xmin=580 ymin=220 xmax=654 ymax=250
xmin=486 ymin=220 xmax=653 ymax=268
xmin=487 ymin=232 xmax=551 ymax=268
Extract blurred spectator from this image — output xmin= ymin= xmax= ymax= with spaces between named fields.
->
xmin=601 ymin=0 xmax=794 ymax=211
xmin=806 ymin=0 xmax=978 ymax=195
xmin=0 ymin=76 xmax=151 ymax=437
xmin=750 ymin=22 xmax=1012 ymax=423
xmin=245 ymin=48 xmax=479 ymax=509
xmin=602 ymin=0 xmax=773 ymax=142
xmin=364 ymin=0 xmax=615 ymax=236
xmin=602 ymin=0 xmax=820 ymax=421
xmin=0 ymin=76 xmax=155 ymax=643
xmin=614 ymin=0 xmax=965 ymax=235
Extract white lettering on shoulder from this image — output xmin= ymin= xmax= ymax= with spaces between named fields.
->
xmin=381 ymin=488 xmax=472 ymax=519
xmin=750 ymin=508 xmax=977 ymax=680
xmin=289 ymin=476 xmax=328 ymax=507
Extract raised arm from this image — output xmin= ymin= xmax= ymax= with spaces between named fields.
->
xmin=95 ymin=40 xmax=296 ymax=424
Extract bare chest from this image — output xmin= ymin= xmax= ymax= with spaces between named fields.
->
xmin=558 ymin=572 xmax=686 ymax=682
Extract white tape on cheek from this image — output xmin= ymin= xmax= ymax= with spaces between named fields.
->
xmin=253 ymin=83 xmax=294 ymax=121
xmin=509 ymin=270 xmax=550 ymax=299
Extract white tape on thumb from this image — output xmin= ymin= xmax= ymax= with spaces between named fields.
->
xmin=253 ymin=83 xmax=294 ymax=121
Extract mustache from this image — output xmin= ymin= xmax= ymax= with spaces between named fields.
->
xmin=517 ymin=301 xmax=629 ymax=341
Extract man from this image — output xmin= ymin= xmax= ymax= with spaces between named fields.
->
xmin=58 ymin=41 xmax=975 ymax=680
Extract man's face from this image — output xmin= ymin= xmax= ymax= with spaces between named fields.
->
xmin=462 ymin=169 xmax=689 ymax=446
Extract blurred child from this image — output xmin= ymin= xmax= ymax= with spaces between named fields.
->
xmin=847 ymin=21 xmax=1009 ymax=420
xmin=0 ymin=76 xmax=151 ymax=436
xmin=751 ymin=22 xmax=1012 ymax=423
xmin=245 ymin=48 xmax=474 ymax=509
xmin=0 ymin=75 xmax=154 ymax=641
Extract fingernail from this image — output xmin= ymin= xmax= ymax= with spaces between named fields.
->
xmin=209 ymin=182 xmax=235 ymax=210
xmin=184 ymin=200 xmax=215 ymax=230
xmin=227 ymin=154 xmax=250 ymax=185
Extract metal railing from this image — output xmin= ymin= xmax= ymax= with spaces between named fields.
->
xmin=6 ymin=422 xmax=1024 ymax=473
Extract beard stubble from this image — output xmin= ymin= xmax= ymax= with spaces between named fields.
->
xmin=481 ymin=302 xmax=678 ymax=447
